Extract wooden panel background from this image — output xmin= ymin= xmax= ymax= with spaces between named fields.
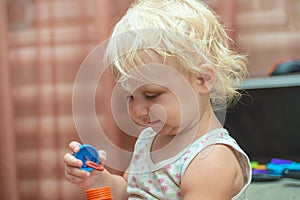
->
xmin=5 ymin=0 xmax=133 ymax=199
xmin=236 ymin=0 xmax=300 ymax=77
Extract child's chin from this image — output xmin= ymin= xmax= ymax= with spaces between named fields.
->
xmin=150 ymin=126 xmax=164 ymax=134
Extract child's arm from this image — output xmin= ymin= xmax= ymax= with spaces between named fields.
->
xmin=180 ymin=144 xmax=244 ymax=200
xmin=64 ymin=141 xmax=128 ymax=200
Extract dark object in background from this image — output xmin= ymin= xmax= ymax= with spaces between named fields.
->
xmin=269 ymin=59 xmax=300 ymax=76
xmin=224 ymin=86 xmax=300 ymax=163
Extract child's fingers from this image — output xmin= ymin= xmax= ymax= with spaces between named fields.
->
xmin=65 ymin=166 xmax=90 ymax=183
xmin=64 ymin=152 xmax=82 ymax=167
xmin=98 ymin=150 xmax=107 ymax=164
xmin=69 ymin=141 xmax=81 ymax=153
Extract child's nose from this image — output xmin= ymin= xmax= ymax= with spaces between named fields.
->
xmin=131 ymin=103 xmax=148 ymax=116
xmin=129 ymin=102 xmax=149 ymax=123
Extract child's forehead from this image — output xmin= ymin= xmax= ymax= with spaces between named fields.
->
xmin=127 ymin=82 xmax=167 ymax=91
xmin=120 ymin=62 xmax=184 ymax=84
xmin=119 ymin=75 xmax=168 ymax=94
xmin=118 ymin=64 xmax=195 ymax=96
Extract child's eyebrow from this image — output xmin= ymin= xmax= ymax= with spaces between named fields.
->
xmin=139 ymin=84 xmax=167 ymax=91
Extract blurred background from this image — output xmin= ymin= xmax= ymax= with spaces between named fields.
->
xmin=1 ymin=0 xmax=299 ymax=199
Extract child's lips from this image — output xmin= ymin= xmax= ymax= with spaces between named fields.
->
xmin=148 ymin=119 xmax=164 ymax=132
xmin=148 ymin=120 xmax=161 ymax=126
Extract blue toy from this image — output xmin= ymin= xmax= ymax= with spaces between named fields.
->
xmin=73 ymin=144 xmax=104 ymax=172
xmin=267 ymin=158 xmax=300 ymax=174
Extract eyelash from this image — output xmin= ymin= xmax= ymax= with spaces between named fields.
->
xmin=126 ymin=93 xmax=161 ymax=101
xmin=144 ymin=93 xmax=160 ymax=100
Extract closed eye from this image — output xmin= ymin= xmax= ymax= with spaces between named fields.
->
xmin=144 ymin=92 xmax=161 ymax=100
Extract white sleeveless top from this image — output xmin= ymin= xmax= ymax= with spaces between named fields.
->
xmin=127 ymin=127 xmax=251 ymax=200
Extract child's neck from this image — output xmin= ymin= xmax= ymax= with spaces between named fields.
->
xmin=195 ymin=110 xmax=223 ymax=140
xmin=150 ymin=109 xmax=222 ymax=163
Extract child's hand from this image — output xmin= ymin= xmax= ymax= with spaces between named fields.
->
xmin=64 ymin=141 xmax=107 ymax=189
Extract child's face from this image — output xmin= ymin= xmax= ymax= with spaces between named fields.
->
xmin=127 ymin=83 xmax=185 ymax=135
xmin=121 ymin=64 xmax=202 ymax=137
xmin=127 ymin=83 xmax=182 ymax=136
xmin=115 ymin=53 xmax=207 ymax=136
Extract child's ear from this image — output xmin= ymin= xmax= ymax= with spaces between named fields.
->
xmin=194 ymin=63 xmax=216 ymax=94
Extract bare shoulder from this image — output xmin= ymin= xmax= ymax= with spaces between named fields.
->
xmin=181 ymin=144 xmax=244 ymax=200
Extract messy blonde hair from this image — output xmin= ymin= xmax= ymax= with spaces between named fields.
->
xmin=104 ymin=0 xmax=248 ymax=110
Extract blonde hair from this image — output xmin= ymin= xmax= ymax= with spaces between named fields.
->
xmin=105 ymin=0 xmax=248 ymax=109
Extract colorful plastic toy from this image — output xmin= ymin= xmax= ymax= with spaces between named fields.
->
xmin=266 ymin=158 xmax=300 ymax=174
xmin=73 ymin=144 xmax=104 ymax=172
xmin=251 ymin=158 xmax=300 ymax=182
